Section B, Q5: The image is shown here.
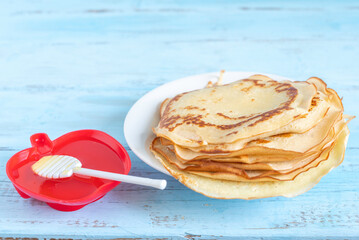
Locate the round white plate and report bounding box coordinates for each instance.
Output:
[124,72,292,175]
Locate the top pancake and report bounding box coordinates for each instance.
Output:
[154,75,317,147]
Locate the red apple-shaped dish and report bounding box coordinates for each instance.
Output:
[6,130,131,211]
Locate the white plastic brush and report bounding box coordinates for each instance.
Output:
[32,155,167,190]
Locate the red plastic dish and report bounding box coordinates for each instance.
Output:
[6,130,131,211]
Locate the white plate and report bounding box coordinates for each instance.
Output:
[124,72,292,175]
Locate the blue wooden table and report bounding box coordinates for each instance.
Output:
[0,0,358,239]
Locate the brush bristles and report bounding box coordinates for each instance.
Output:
[32,155,82,179]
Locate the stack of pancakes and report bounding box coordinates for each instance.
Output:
[150,74,353,199]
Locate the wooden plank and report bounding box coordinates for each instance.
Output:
[0,0,358,238]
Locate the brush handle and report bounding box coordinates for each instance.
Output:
[73,168,167,190]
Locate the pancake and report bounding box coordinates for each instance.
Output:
[169,112,347,171]
[182,91,331,154]
[173,106,340,161]
[154,77,317,147]
[187,137,336,182]
[171,79,342,160]
[153,119,344,182]
[150,126,349,199]
[150,74,353,199]
[157,139,322,172]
